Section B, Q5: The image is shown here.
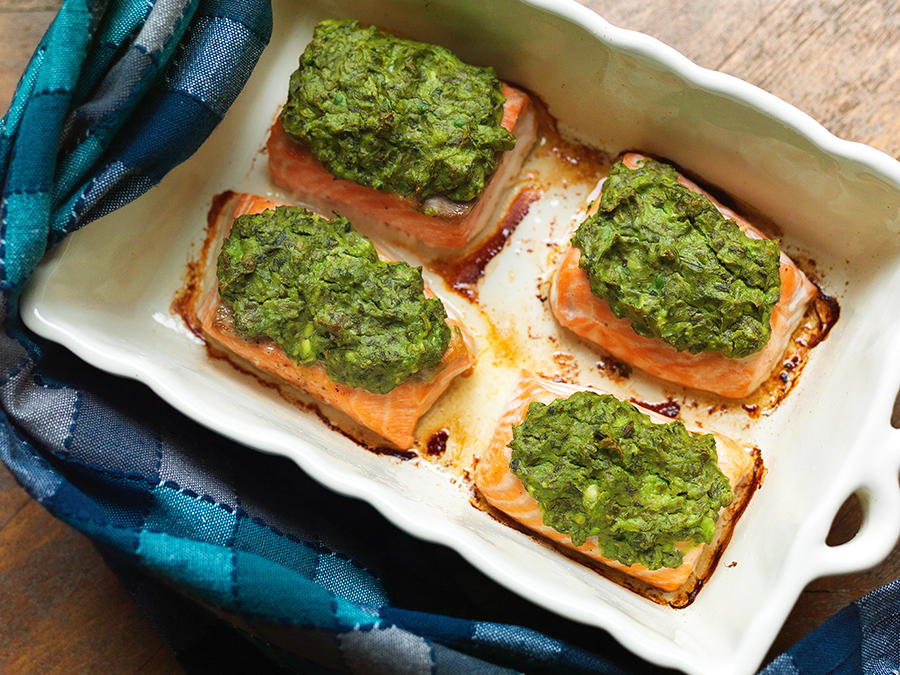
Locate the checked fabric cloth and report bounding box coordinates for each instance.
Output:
[1,0,899,672]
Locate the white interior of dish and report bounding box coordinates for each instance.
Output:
[19,1,900,674]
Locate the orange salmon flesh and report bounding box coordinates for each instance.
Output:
[475,371,756,593]
[194,194,476,449]
[267,84,538,250]
[550,153,818,399]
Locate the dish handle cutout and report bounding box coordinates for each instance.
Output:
[890,384,900,428]
[814,474,900,577]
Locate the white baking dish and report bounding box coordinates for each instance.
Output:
[20,1,900,673]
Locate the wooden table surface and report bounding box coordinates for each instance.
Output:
[1,1,899,673]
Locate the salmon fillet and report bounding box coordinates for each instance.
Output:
[267,83,538,250]
[550,153,818,399]
[194,193,476,449]
[475,372,755,593]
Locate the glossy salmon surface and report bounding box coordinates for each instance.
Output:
[550,153,818,399]
[194,194,476,449]
[475,372,755,593]
[267,84,538,250]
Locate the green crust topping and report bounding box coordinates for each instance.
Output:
[509,390,734,570]
[280,19,516,203]
[572,157,782,358]
[217,205,451,395]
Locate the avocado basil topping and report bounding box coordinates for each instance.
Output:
[280,19,516,204]
[572,157,782,358]
[509,391,733,570]
[217,206,451,395]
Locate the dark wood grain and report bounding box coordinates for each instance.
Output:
[0,463,184,673]
[1,0,899,672]
[587,0,900,160]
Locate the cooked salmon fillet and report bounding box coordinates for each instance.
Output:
[550,153,818,399]
[475,372,755,593]
[194,193,476,449]
[267,83,538,250]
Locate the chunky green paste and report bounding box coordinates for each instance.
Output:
[572,157,782,358]
[509,391,733,570]
[280,19,516,203]
[217,206,451,395]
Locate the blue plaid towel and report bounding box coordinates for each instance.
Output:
[1,0,898,673]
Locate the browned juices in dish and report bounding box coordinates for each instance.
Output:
[266,84,538,250]
[550,153,819,399]
[475,371,760,598]
[192,193,476,449]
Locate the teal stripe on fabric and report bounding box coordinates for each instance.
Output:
[145,483,237,546]
[54,0,200,211]
[137,527,382,630]
[138,529,234,604]
[6,88,68,189]
[233,512,319,578]
[231,548,381,628]
[72,0,155,104]
[1,0,97,291]
[53,134,105,206]
[92,0,154,50]
[1,190,50,288]
[313,551,389,608]
[27,0,95,93]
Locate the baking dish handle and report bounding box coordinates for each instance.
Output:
[812,467,900,577]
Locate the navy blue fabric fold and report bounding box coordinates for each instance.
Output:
[1,1,898,673]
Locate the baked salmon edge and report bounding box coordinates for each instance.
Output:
[193,193,477,450]
[549,153,819,399]
[266,83,539,250]
[473,370,758,594]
